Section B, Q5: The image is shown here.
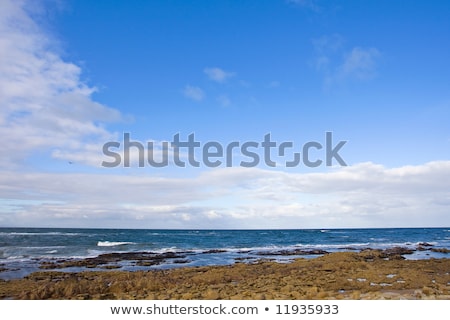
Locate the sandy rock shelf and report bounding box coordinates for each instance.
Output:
[1,251,449,300]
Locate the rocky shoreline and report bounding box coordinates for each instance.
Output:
[1,249,449,300]
[1,242,448,274]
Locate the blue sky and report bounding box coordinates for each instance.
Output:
[0,0,449,228]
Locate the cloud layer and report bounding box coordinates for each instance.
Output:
[1,161,449,228]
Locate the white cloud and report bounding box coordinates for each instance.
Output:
[183,85,205,101]
[312,34,381,85]
[217,94,231,107]
[1,161,449,228]
[287,0,321,12]
[0,0,122,168]
[204,67,235,83]
[339,47,380,80]
[312,34,344,71]
[267,81,281,88]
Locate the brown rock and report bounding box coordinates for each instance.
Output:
[430,248,450,253]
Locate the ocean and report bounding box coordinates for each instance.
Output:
[1,227,449,280]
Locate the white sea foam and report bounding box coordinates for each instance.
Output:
[6,255,25,260]
[154,247,179,253]
[294,243,370,249]
[97,241,135,247]
[290,241,442,251]
[87,249,104,256]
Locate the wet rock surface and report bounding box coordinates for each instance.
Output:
[38,251,189,270]
[418,242,434,247]
[202,249,228,254]
[357,247,416,261]
[430,248,450,253]
[256,249,329,256]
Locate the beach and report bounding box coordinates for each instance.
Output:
[1,250,449,300]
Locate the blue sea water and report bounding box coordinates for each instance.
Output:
[0,228,449,279]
